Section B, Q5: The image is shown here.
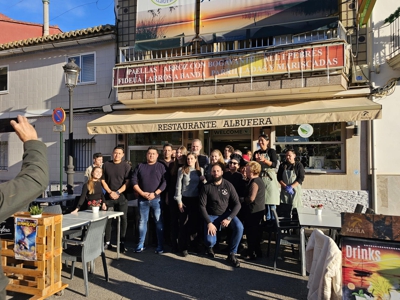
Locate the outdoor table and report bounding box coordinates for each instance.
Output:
[297,207,342,276]
[62,210,124,259]
[34,194,80,205]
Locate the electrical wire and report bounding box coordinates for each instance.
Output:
[50,0,113,22]
[371,77,400,98]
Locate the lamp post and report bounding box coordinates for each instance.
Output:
[62,58,80,194]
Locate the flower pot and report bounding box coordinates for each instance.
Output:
[315,209,322,216]
[92,206,100,213]
[30,214,42,218]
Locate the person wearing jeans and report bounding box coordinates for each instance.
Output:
[137,196,163,252]
[199,162,243,268]
[132,146,167,254]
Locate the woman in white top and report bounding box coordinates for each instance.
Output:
[174,152,205,257]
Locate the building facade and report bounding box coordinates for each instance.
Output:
[0,20,117,194]
[370,0,400,215]
[86,0,382,212]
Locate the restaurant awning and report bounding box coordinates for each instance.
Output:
[87,98,381,134]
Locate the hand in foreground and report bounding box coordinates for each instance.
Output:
[10,115,38,142]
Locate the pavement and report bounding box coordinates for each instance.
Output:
[6,221,310,300]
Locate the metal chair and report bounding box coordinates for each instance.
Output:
[270,208,301,271]
[62,217,109,297]
[42,204,62,214]
[365,207,375,214]
[354,204,364,213]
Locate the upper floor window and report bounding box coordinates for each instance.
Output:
[0,141,8,170]
[0,65,8,93]
[68,53,95,84]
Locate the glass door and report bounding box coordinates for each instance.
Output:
[127,146,163,169]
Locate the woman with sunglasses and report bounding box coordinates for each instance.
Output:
[224,153,246,200]
[174,151,205,257]
[253,134,280,221]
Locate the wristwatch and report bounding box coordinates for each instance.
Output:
[115,191,120,195]
[226,216,232,221]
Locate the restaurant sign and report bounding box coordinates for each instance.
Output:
[157,117,272,132]
[114,44,345,87]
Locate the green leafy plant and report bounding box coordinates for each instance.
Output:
[29,205,43,216]
[352,289,367,298]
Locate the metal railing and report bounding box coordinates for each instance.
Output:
[388,16,400,59]
[119,21,348,63]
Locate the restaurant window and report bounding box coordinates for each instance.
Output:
[68,53,95,84]
[0,141,8,170]
[274,123,344,173]
[65,139,94,172]
[128,132,182,146]
[0,65,8,93]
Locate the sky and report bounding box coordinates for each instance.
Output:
[0,0,115,32]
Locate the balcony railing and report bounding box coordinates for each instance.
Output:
[119,21,347,64]
[388,16,400,59]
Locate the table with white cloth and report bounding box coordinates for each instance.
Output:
[297,207,342,276]
[62,210,124,259]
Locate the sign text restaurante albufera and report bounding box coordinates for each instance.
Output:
[157,117,272,131]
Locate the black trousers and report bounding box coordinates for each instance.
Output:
[244,210,264,254]
[105,194,128,243]
[178,196,199,251]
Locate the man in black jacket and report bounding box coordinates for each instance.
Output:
[199,162,243,268]
[0,116,49,299]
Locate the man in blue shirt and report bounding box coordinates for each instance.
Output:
[132,147,167,254]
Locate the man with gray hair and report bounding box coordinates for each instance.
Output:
[191,139,209,168]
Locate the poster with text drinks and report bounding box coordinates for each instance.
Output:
[342,237,400,299]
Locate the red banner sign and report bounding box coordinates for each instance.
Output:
[114,44,344,87]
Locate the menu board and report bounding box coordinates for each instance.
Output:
[342,237,400,300]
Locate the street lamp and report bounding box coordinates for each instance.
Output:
[63,58,80,194]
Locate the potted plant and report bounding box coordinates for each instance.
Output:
[311,204,323,215]
[29,205,43,218]
[88,199,102,213]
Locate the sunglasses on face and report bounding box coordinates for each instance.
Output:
[229,161,238,165]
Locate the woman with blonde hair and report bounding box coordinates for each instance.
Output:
[243,161,265,259]
[204,149,225,182]
[73,166,106,213]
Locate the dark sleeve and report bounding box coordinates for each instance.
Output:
[227,182,241,219]
[0,140,49,222]
[277,163,284,182]
[295,162,305,185]
[245,181,259,203]
[131,164,140,187]
[77,184,89,209]
[157,163,167,192]
[199,184,211,224]
[267,148,277,169]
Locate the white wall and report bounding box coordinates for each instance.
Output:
[0,40,118,192]
[370,0,400,214]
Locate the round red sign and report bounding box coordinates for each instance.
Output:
[52,107,66,125]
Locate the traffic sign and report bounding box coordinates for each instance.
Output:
[52,107,66,125]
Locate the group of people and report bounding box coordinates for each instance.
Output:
[76,135,305,268]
